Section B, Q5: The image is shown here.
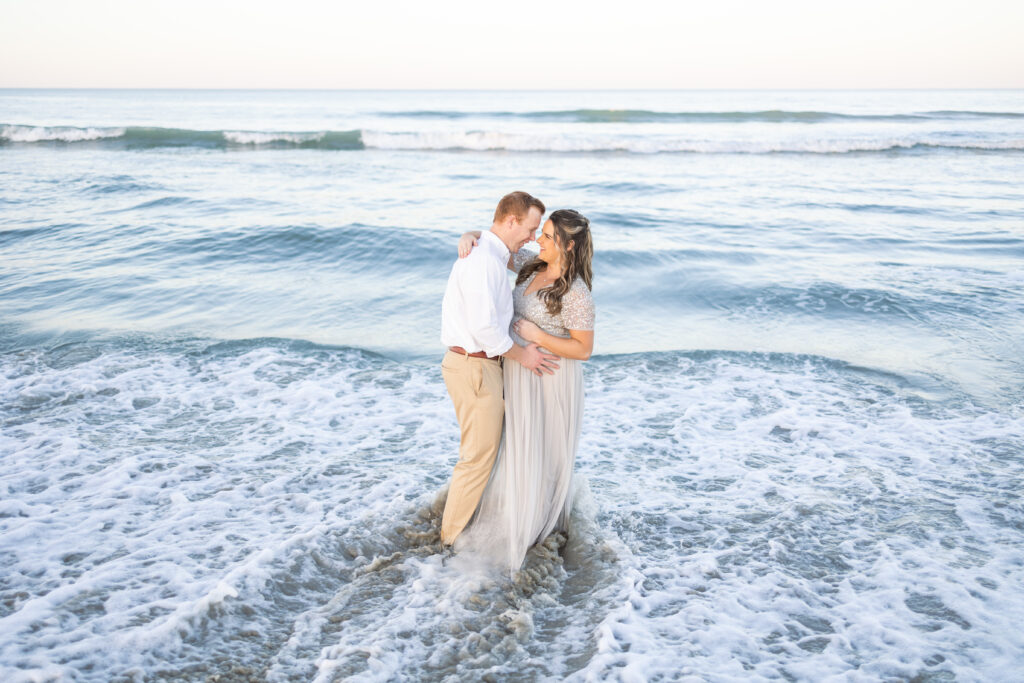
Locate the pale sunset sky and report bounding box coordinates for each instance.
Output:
[1,0,1021,89]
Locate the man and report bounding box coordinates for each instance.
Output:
[439,191,559,546]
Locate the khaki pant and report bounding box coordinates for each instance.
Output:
[440,350,504,545]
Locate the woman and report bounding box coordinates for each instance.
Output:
[453,209,595,574]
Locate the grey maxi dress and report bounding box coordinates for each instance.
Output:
[455,248,595,574]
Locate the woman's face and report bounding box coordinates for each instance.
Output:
[537,219,560,265]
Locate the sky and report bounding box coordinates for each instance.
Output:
[1,0,1022,89]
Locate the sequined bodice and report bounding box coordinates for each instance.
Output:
[510,248,595,338]
[512,277,584,337]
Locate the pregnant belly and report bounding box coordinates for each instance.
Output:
[510,315,570,354]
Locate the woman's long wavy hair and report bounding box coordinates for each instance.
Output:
[516,209,593,316]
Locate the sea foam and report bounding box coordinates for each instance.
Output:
[1,339,1021,680]
[0,124,126,142]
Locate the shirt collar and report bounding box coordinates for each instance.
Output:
[481,230,511,261]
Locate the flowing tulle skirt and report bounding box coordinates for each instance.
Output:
[454,341,584,575]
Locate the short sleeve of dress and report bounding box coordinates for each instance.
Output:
[561,280,595,330]
[512,247,539,273]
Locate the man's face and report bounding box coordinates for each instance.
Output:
[511,207,542,252]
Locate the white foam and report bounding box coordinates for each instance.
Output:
[1,343,1022,680]
[359,129,1024,154]
[223,130,324,145]
[0,124,126,142]
[570,354,1024,680]
[0,343,456,679]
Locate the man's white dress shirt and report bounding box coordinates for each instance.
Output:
[441,230,514,357]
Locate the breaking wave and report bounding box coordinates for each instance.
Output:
[2,124,1021,154]
[0,125,364,150]
[377,108,1024,123]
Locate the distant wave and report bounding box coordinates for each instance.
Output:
[927,110,1024,119]
[378,109,1024,123]
[0,125,364,150]
[2,124,1021,154]
[359,130,1024,154]
[1,124,127,142]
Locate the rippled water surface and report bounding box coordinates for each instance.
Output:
[1,90,1023,681]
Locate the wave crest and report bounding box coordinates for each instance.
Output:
[2,124,1020,155]
[1,124,127,142]
[0,125,364,150]
[361,130,1024,154]
[379,109,1024,124]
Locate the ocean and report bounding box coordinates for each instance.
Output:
[1,89,1022,681]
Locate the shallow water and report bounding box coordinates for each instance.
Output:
[1,89,1023,681]
[2,338,1022,680]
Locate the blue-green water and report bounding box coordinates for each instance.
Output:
[1,89,1022,681]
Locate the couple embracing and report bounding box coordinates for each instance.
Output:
[439,191,595,574]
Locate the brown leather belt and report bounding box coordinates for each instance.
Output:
[449,346,501,361]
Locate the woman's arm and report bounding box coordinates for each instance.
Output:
[458,230,515,270]
[457,231,481,258]
[513,320,593,361]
